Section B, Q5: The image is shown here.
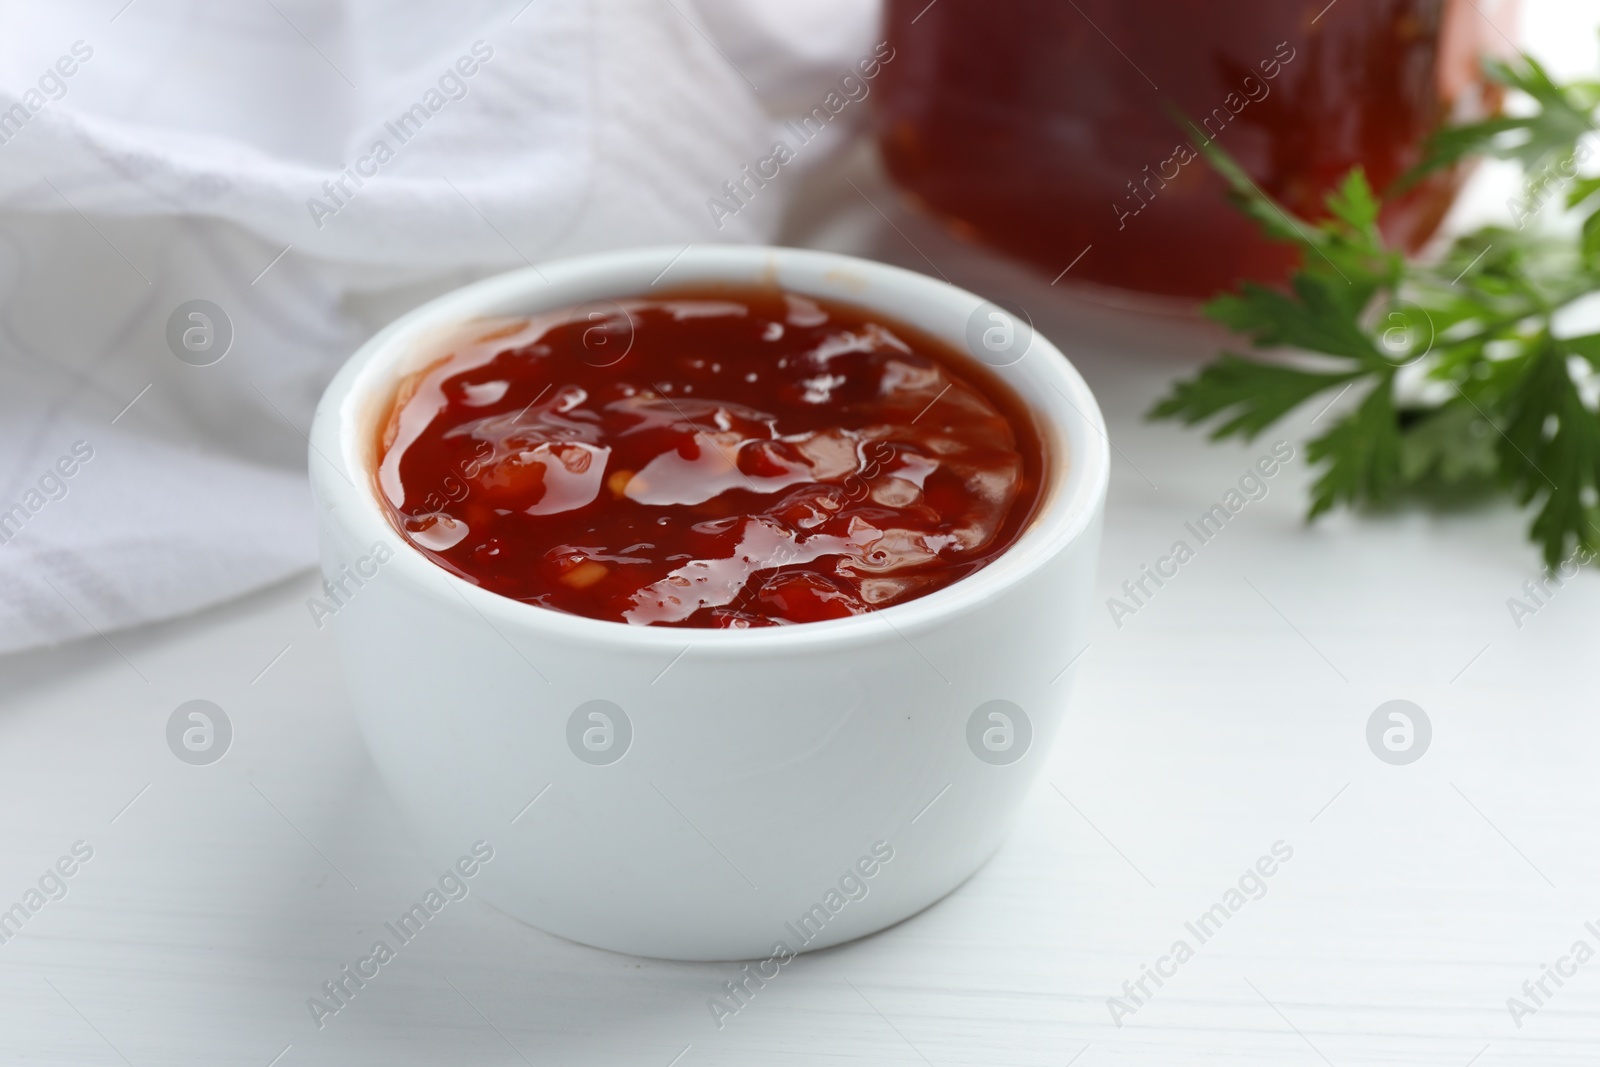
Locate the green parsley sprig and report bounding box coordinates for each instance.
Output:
[1149,52,1600,567]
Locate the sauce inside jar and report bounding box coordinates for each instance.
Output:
[875,0,1507,300]
[375,287,1047,627]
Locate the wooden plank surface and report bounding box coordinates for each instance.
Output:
[2,4,1596,1062]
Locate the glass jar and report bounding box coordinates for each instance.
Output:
[873,0,1512,300]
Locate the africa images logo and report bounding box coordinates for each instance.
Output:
[306,842,495,1029]
[706,841,895,1029]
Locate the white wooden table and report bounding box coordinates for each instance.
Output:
[4,9,1599,1064]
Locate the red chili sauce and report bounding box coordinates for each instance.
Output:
[875,0,1505,300]
[375,287,1047,627]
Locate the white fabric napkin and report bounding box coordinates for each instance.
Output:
[0,0,880,654]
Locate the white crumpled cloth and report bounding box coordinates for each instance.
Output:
[0,0,880,653]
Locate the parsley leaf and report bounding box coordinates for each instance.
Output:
[1147,354,1360,441]
[1407,55,1600,178]
[1150,53,1600,567]
[1304,377,1403,519]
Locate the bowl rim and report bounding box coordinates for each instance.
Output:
[309,243,1110,653]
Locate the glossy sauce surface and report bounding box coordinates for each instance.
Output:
[376,288,1047,627]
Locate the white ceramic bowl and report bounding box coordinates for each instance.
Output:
[309,245,1107,960]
